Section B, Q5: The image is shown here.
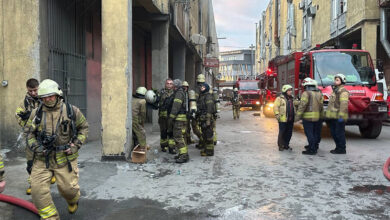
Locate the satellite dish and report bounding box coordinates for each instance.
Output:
[191,34,207,45]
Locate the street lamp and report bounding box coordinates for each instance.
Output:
[249,44,255,76]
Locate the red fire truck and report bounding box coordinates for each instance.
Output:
[266,47,388,139]
[260,68,278,117]
[235,76,263,110]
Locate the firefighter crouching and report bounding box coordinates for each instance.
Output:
[274,85,295,151]
[158,79,174,152]
[231,88,242,120]
[168,79,189,163]
[197,83,215,156]
[296,78,324,155]
[325,74,349,154]
[26,79,88,219]
[132,87,148,151]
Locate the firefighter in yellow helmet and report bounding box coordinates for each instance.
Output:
[25,79,88,219]
[274,84,295,151]
[182,81,194,145]
[296,78,324,155]
[132,87,148,150]
[325,74,349,154]
[231,88,243,119]
[192,74,205,149]
[197,83,215,156]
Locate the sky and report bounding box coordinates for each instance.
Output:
[213,0,268,52]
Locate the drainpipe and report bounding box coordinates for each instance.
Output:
[380,8,390,58]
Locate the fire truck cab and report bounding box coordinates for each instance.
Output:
[235,75,263,110]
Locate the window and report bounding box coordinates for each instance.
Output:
[341,0,347,14]
[303,16,307,40]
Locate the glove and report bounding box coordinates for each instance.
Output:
[206,119,211,126]
[167,118,174,133]
[275,114,280,121]
[338,118,344,123]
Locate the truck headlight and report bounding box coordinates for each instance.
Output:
[256,101,260,105]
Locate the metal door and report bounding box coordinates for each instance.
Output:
[48,0,87,114]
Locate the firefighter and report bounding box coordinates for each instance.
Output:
[192,74,205,149]
[274,85,295,151]
[231,88,243,120]
[158,79,174,152]
[132,87,147,151]
[15,78,57,195]
[26,79,88,219]
[182,81,194,145]
[197,83,215,156]
[167,79,189,163]
[325,74,349,154]
[0,153,5,193]
[296,78,324,155]
[210,87,219,145]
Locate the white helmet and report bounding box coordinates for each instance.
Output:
[38,79,63,98]
[233,88,238,92]
[335,73,347,84]
[145,90,157,104]
[302,77,318,87]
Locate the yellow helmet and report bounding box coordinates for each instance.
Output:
[38,79,63,98]
[282,84,293,93]
[197,74,206,83]
[182,81,189,87]
[136,87,147,96]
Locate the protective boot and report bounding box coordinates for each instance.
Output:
[284,146,292,151]
[0,181,5,193]
[200,149,214,156]
[68,202,79,214]
[330,149,346,154]
[278,146,284,151]
[168,147,177,154]
[51,176,56,184]
[302,150,317,155]
[161,147,167,152]
[175,154,189,163]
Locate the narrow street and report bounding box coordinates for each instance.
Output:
[1,104,390,219]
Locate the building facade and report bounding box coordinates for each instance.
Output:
[256,0,390,86]
[219,50,255,82]
[0,0,219,160]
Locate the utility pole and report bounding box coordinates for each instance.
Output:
[249,44,255,76]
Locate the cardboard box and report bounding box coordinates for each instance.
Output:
[131,145,147,164]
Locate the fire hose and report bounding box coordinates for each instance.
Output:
[0,194,39,215]
[383,157,390,181]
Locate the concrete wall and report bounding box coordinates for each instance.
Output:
[101,0,132,158]
[0,0,41,147]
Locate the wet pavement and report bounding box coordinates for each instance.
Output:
[1,103,390,219]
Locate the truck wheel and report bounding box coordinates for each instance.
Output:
[359,120,382,139]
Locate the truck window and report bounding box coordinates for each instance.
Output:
[239,82,259,90]
[313,52,375,86]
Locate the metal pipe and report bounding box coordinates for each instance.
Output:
[380,8,390,58]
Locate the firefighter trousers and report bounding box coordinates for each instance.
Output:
[133,120,146,147]
[200,120,214,154]
[191,118,202,142]
[233,104,240,119]
[329,119,346,151]
[173,121,188,155]
[31,159,80,220]
[302,120,322,152]
[158,117,169,149]
[277,121,294,148]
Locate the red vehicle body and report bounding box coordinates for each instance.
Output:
[235,76,263,110]
[260,69,278,117]
[265,49,388,138]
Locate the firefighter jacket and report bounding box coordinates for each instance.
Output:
[325,85,349,120]
[274,94,295,123]
[296,90,324,122]
[26,100,88,168]
[15,93,40,127]
[197,91,215,122]
[158,88,174,118]
[231,92,243,106]
[132,96,146,126]
[169,87,188,122]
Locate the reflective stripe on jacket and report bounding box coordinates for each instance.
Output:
[296,90,324,122]
[325,85,349,120]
